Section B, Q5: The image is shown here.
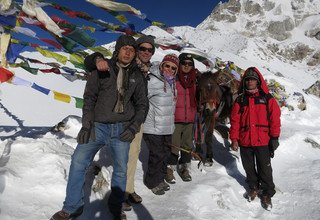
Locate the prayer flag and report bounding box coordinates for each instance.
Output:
[53,90,71,103]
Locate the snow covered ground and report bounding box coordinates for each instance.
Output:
[1,0,320,219]
[1,47,320,220]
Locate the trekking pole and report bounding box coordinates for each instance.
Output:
[165,143,203,169]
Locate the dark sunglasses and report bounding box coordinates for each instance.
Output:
[181,60,193,66]
[164,64,177,71]
[138,46,154,53]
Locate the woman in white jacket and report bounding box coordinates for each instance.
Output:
[143,54,179,195]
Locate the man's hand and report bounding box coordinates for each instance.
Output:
[77,127,91,144]
[231,140,239,152]
[268,137,279,158]
[95,57,110,71]
[269,137,279,151]
[119,122,140,142]
[119,129,135,142]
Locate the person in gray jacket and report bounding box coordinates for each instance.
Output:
[143,54,179,195]
[50,35,148,220]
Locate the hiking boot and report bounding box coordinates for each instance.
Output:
[204,157,213,167]
[128,192,142,204]
[112,210,127,220]
[246,187,259,202]
[122,200,132,212]
[178,163,192,182]
[165,165,176,184]
[50,209,82,220]
[120,211,127,220]
[159,181,170,191]
[150,184,165,195]
[261,195,272,211]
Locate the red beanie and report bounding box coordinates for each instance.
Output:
[160,53,179,68]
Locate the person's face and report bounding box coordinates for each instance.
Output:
[118,46,135,65]
[179,60,193,73]
[160,61,177,75]
[138,43,154,63]
[245,78,258,90]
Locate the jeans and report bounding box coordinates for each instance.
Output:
[63,122,130,214]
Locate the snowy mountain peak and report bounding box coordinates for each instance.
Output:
[194,0,320,67]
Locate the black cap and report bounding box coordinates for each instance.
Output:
[244,68,260,83]
[178,53,194,66]
[136,35,155,54]
[115,35,137,52]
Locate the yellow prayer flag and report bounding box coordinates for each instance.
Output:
[69,53,84,64]
[82,25,96,33]
[36,48,68,65]
[151,21,166,28]
[53,90,71,103]
[115,15,128,23]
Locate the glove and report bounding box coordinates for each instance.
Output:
[119,122,140,142]
[269,137,279,151]
[77,127,91,144]
[268,137,279,158]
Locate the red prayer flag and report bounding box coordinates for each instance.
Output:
[40,38,63,49]
[0,67,14,83]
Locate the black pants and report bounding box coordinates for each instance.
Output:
[240,146,276,197]
[143,134,172,189]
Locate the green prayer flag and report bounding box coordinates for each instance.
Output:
[74,97,84,109]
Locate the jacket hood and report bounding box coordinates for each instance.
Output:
[149,61,163,79]
[239,67,269,94]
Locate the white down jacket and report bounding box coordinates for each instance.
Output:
[143,63,176,135]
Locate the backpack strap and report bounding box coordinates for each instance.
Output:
[236,91,273,120]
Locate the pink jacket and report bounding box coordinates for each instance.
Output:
[175,80,197,123]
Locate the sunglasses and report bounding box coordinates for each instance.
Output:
[164,64,177,71]
[138,46,154,53]
[181,60,193,66]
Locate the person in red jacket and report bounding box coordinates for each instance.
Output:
[166,53,198,183]
[229,67,281,211]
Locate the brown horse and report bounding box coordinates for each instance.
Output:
[196,70,239,166]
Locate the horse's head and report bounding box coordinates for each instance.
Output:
[198,71,222,112]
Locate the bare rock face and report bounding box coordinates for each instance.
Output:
[304,80,320,98]
[304,137,320,149]
[293,92,307,111]
[267,18,295,41]
[263,1,276,11]
[305,27,320,40]
[244,1,264,16]
[307,51,320,66]
[209,0,241,23]
[315,31,320,40]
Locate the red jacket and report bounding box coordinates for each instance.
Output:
[229,67,281,147]
[175,77,197,123]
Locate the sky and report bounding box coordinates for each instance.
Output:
[11,0,226,50]
[1,0,320,219]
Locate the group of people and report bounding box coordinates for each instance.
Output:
[50,34,281,220]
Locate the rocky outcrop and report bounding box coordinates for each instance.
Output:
[304,80,320,98]
[209,0,240,23]
[267,17,295,41]
[244,1,264,16]
[307,51,320,66]
[268,43,313,61]
[263,1,275,11]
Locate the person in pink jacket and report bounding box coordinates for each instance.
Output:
[166,53,198,183]
[229,67,281,210]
